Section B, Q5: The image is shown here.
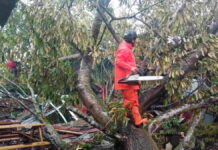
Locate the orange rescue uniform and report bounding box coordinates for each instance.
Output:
[114,41,148,125]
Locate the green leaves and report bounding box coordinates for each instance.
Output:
[0,0,217,130]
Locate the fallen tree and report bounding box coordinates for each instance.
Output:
[0,0,218,149]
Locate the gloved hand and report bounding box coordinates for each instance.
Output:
[131,67,139,74]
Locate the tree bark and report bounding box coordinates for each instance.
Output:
[148,97,218,133]
[97,9,122,44]
[139,83,166,113]
[92,0,110,43]
[77,0,112,127]
[174,110,206,150]
[182,110,205,149]
[43,124,72,150]
[77,54,110,127]
[123,125,159,150]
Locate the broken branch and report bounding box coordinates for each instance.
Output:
[58,53,81,61]
[148,96,218,134]
[182,110,205,148]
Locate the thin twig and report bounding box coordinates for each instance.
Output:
[96,24,108,46]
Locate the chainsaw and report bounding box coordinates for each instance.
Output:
[118,74,165,84]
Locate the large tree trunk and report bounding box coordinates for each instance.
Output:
[77,54,110,127]
[123,125,159,150]
[76,0,160,149]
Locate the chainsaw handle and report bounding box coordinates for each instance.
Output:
[118,74,140,85]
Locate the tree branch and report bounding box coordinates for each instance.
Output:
[140,82,166,113]
[167,1,188,28]
[150,79,205,110]
[76,0,113,128]
[77,55,110,127]
[100,0,166,21]
[97,0,165,44]
[92,0,110,44]
[96,24,108,46]
[67,107,123,140]
[182,110,205,149]
[174,110,206,150]
[148,96,218,134]
[179,47,209,78]
[97,8,121,44]
[67,107,101,128]
[58,53,81,61]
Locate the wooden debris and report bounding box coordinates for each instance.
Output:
[0,137,20,142]
[55,129,83,135]
[53,124,81,132]
[0,134,19,138]
[0,122,50,149]
[0,121,20,125]
[81,128,99,134]
[61,133,76,138]
[0,141,50,150]
[0,123,44,129]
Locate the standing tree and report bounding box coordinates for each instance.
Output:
[0,0,218,149]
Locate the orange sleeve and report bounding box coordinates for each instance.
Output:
[115,49,134,71]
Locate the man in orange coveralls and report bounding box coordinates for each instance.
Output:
[114,30,148,126]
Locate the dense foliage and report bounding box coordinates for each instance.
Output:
[0,0,217,149]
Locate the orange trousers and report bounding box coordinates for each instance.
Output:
[121,89,139,109]
[121,89,148,125]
